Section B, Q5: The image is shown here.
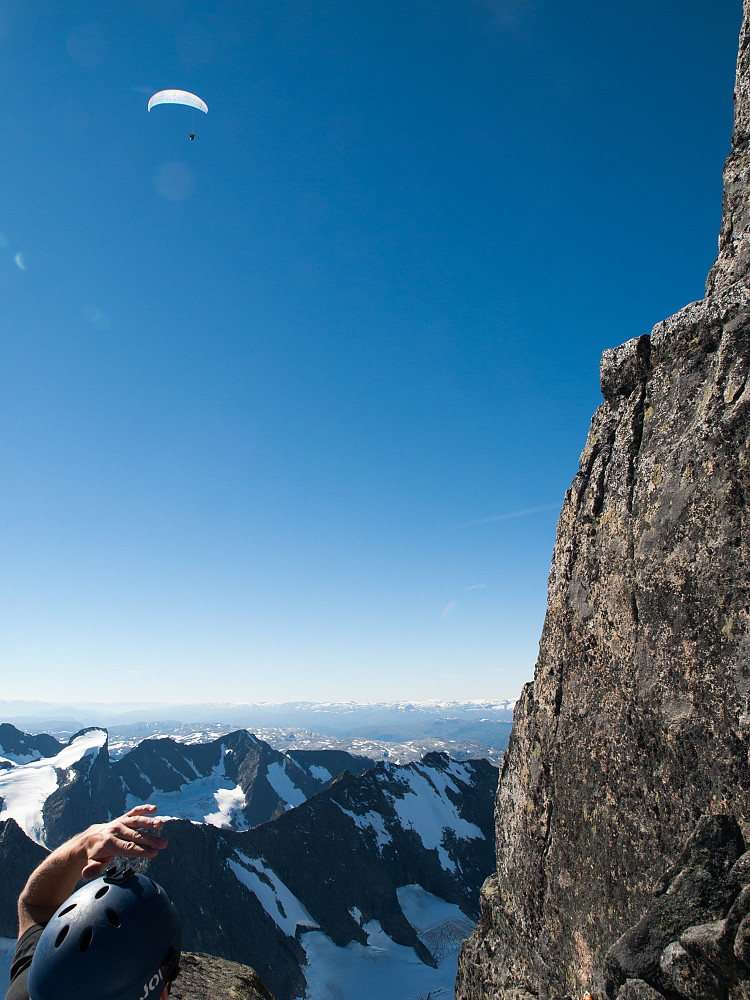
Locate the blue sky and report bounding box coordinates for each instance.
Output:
[0,0,742,704]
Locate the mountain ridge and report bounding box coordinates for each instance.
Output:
[0,723,496,1000]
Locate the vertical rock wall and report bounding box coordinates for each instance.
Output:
[456,3,750,997]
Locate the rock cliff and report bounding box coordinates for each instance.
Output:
[455,3,750,998]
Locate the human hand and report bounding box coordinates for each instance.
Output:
[80,804,169,880]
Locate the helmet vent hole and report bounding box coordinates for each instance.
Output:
[55,926,69,948]
[80,928,93,952]
[150,880,161,894]
[106,909,121,928]
[95,885,110,899]
[59,904,77,917]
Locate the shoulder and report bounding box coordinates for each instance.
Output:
[4,925,45,1000]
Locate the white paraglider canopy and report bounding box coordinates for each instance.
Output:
[148,90,208,114]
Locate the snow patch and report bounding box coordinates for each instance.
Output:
[125,748,248,830]
[265,761,306,809]
[443,759,473,785]
[397,884,475,961]
[55,730,107,769]
[333,801,392,852]
[309,764,333,783]
[228,851,317,937]
[301,919,460,1000]
[203,784,247,828]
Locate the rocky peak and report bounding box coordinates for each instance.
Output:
[707,1,750,296]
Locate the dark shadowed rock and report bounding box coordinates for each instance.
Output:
[604,815,747,998]
[455,3,750,998]
[0,725,62,767]
[616,981,666,1000]
[171,952,276,1000]
[0,820,48,937]
[134,819,307,1000]
[601,814,750,1000]
[286,748,374,781]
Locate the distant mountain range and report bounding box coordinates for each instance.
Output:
[0,699,514,764]
[0,723,498,1000]
[0,699,515,723]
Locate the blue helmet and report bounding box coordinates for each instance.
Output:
[27,867,181,1000]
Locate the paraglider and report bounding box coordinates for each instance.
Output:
[148,90,207,140]
[148,90,208,114]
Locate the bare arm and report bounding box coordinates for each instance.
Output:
[17,804,169,937]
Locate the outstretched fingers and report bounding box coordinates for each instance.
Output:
[115,805,169,841]
[80,805,170,880]
[108,825,168,852]
[121,804,163,830]
[124,803,159,818]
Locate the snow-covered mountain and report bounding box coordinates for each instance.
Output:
[110,730,373,830]
[0,728,111,848]
[0,724,497,1000]
[0,726,372,846]
[136,752,497,1000]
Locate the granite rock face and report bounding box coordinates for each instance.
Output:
[455,3,750,998]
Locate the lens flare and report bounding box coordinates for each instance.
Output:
[154,161,195,202]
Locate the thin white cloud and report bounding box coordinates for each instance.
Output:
[457,503,559,528]
[442,602,457,618]
[465,584,487,591]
